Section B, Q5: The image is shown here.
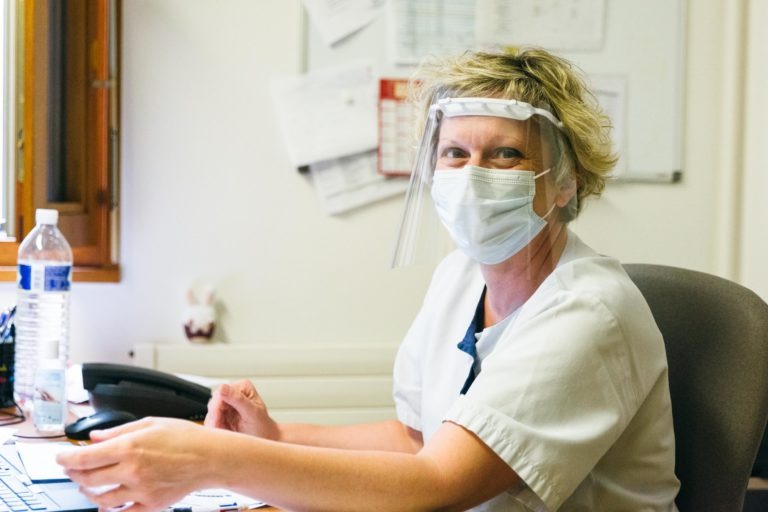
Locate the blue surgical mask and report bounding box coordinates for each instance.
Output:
[430,165,554,264]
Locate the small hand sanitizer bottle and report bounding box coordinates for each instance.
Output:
[32,340,67,432]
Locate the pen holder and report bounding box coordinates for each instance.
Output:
[0,326,15,408]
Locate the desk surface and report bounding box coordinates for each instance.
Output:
[8,406,768,511]
[3,406,281,511]
[2,406,67,442]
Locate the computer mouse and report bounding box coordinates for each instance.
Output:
[64,410,138,441]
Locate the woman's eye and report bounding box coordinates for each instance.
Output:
[440,147,467,159]
[496,147,523,160]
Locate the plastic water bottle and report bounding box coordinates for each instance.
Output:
[14,209,73,408]
[32,339,67,431]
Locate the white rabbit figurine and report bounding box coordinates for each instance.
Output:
[183,286,216,343]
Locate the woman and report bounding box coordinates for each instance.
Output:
[58,48,680,511]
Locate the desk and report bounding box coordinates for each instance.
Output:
[747,478,768,512]
[9,407,766,512]
[1,405,76,442]
[3,407,281,511]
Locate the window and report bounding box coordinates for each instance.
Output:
[0,0,15,239]
[0,0,120,282]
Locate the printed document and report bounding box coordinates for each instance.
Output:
[302,0,386,46]
[271,61,378,167]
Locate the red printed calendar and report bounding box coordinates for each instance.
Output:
[378,78,417,176]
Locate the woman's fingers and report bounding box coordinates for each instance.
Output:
[88,417,152,442]
[80,484,159,512]
[57,443,123,471]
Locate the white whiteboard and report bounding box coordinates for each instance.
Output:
[303,0,686,182]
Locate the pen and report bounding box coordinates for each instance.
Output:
[170,507,233,512]
[170,503,258,512]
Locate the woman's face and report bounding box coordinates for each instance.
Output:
[435,115,565,217]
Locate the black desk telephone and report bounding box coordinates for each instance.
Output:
[81,363,212,421]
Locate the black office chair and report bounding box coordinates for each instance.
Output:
[624,264,768,512]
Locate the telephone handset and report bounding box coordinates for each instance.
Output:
[81,362,212,421]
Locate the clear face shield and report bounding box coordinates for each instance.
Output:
[391,97,576,268]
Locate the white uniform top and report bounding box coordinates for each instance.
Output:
[393,232,680,511]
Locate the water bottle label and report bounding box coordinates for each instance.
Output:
[33,367,66,428]
[18,264,72,292]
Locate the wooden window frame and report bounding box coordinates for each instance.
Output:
[0,0,120,282]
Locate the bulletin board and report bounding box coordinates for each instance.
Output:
[301,0,687,183]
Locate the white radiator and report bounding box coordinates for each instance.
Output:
[131,343,399,425]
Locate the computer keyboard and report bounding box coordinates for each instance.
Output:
[0,462,47,511]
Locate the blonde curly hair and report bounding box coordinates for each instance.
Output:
[411,47,617,218]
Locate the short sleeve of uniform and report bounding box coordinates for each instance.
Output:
[393,251,484,432]
[392,254,451,431]
[392,307,426,430]
[444,259,660,510]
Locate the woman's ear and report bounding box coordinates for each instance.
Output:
[555,176,577,207]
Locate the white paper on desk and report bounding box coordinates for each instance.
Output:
[170,488,267,510]
[388,0,477,65]
[271,61,378,167]
[16,442,73,482]
[309,150,409,215]
[302,0,385,46]
[475,0,606,51]
[66,364,90,404]
[0,427,17,446]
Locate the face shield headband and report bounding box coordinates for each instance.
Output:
[391,97,568,268]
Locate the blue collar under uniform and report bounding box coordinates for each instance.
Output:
[457,287,486,395]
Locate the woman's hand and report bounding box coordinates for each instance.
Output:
[204,380,280,440]
[56,417,214,512]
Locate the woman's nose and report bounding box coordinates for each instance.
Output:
[466,153,487,168]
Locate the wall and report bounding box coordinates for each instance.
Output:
[740,0,768,302]
[0,0,755,365]
[572,0,726,272]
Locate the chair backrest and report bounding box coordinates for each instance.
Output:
[624,264,768,511]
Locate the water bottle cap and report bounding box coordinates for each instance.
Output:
[35,209,59,225]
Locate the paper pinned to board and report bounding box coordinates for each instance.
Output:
[271,61,379,167]
[475,0,607,51]
[387,0,477,65]
[302,0,386,46]
[378,78,418,176]
[309,150,409,215]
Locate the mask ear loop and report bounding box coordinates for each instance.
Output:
[540,202,557,220]
[533,168,557,220]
